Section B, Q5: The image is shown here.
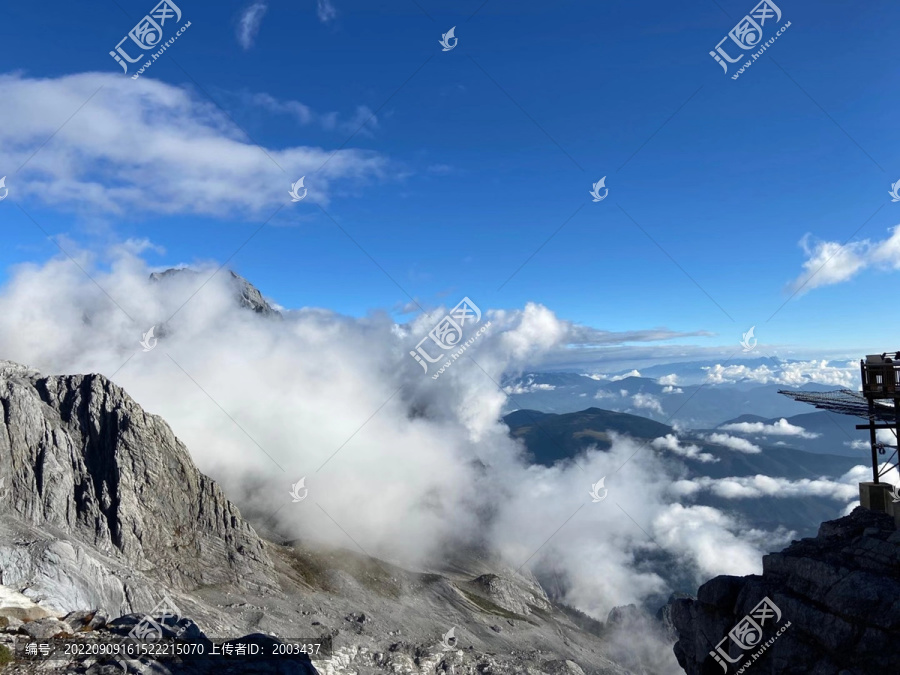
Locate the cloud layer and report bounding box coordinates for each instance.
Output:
[719,418,820,439]
[0,243,848,619]
[0,72,388,216]
[702,360,857,387]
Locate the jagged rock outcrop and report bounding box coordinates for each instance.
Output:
[670,507,900,674]
[0,361,276,614]
[466,572,552,616]
[149,268,281,317]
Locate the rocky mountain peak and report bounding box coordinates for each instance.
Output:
[669,506,900,674]
[149,267,281,316]
[0,360,276,614]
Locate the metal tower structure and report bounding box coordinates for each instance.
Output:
[779,352,900,483]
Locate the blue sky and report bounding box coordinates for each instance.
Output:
[1,0,899,363]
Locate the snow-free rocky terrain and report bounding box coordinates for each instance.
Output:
[669,507,900,674]
[0,359,668,674]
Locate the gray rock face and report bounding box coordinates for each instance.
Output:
[670,507,900,674]
[467,572,552,616]
[228,270,280,317]
[17,616,70,639]
[0,361,276,613]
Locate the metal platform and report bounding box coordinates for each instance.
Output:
[777,388,896,423]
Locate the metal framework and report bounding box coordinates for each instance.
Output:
[778,352,900,483]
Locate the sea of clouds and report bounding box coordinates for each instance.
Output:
[0,241,868,629]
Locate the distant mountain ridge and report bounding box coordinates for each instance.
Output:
[503,406,861,536]
[502,371,847,428]
[712,410,866,458]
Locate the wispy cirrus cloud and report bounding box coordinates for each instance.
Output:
[317,0,337,23]
[236,91,379,136]
[237,2,268,50]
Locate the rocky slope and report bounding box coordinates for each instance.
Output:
[669,507,900,674]
[0,360,276,616]
[149,268,281,316]
[0,361,670,674]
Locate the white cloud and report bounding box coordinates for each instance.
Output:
[669,466,865,502]
[0,243,800,621]
[238,91,315,125]
[237,2,268,50]
[651,434,718,463]
[317,0,337,23]
[657,374,679,385]
[610,369,641,381]
[702,359,857,387]
[718,418,820,439]
[661,385,683,394]
[787,226,900,295]
[502,379,556,395]
[652,504,771,578]
[632,393,663,415]
[0,72,388,217]
[703,433,762,454]
[844,430,895,451]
